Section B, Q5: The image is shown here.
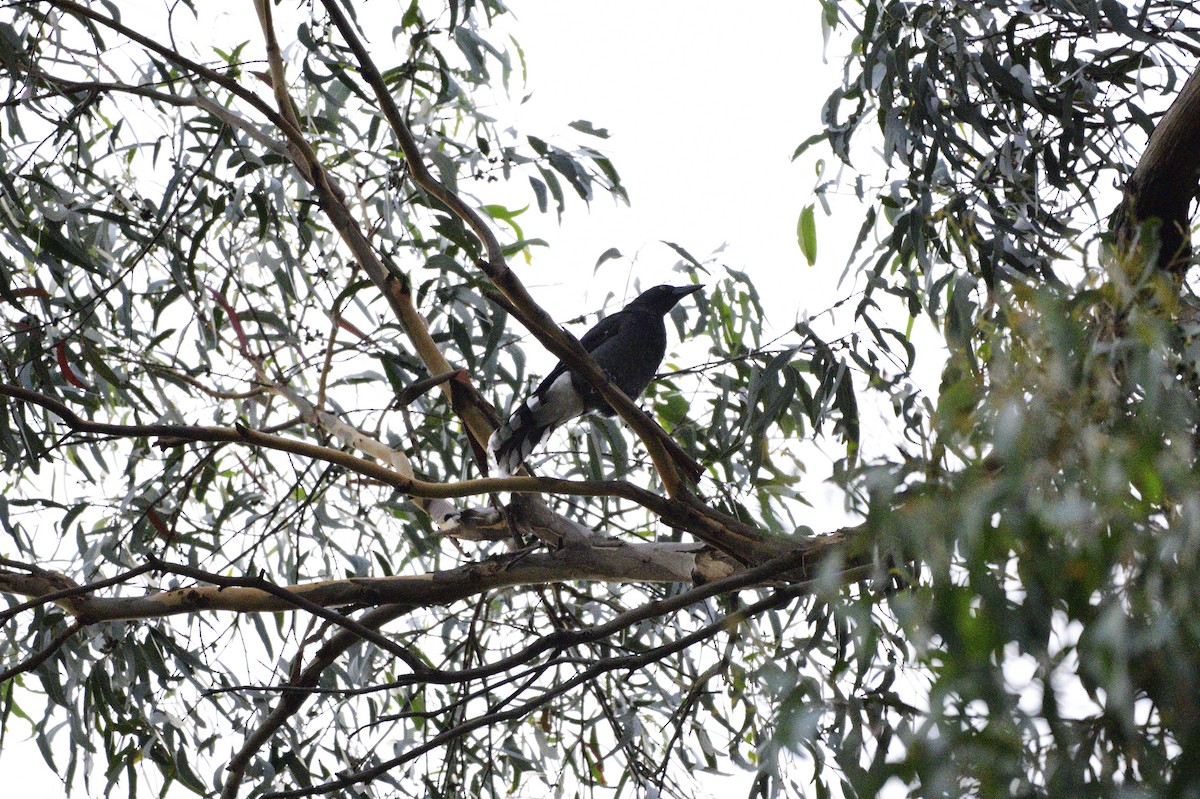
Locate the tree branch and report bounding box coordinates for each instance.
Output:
[1111,64,1200,275]
[318,0,702,494]
[220,601,416,799]
[1,382,793,559]
[0,562,154,625]
[42,0,503,497]
[0,540,703,623]
[40,0,294,138]
[220,540,869,799]
[264,554,873,799]
[214,540,853,700]
[247,0,501,467]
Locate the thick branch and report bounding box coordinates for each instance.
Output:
[1111,65,1200,275]
[264,551,876,799]
[0,541,700,623]
[221,536,867,799]
[249,541,861,698]
[0,562,154,624]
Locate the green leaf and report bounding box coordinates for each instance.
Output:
[662,241,703,270]
[797,204,817,266]
[791,132,826,161]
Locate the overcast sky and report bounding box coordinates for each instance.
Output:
[495,0,846,320]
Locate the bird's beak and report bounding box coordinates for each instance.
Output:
[673,285,703,300]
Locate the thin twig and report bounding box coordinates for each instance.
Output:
[146,556,429,674]
[0,620,84,683]
[0,563,155,625]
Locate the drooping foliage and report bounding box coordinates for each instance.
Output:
[797,1,1200,795]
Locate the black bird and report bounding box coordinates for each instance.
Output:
[491,284,702,475]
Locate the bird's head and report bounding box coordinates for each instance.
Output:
[629,284,703,314]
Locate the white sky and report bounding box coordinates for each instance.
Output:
[5,1,881,795]
[495,0,847,319]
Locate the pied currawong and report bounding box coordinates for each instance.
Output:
[490,284,702,475]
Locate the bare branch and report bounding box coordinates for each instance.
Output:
[0,562,155,625]
[266,540,842,698]
[0,539,700,623]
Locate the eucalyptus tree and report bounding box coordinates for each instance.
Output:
[1,1,1199,798]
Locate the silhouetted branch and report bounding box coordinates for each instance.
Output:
[0,620,84,683]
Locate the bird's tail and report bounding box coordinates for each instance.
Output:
[489,405,556,476]
[490,373,586,475]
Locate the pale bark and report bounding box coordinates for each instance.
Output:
[0,539,701,624]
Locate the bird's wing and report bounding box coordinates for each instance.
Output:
[577,309,627,352]
[492,313,629,474]
[531,309,627,395]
